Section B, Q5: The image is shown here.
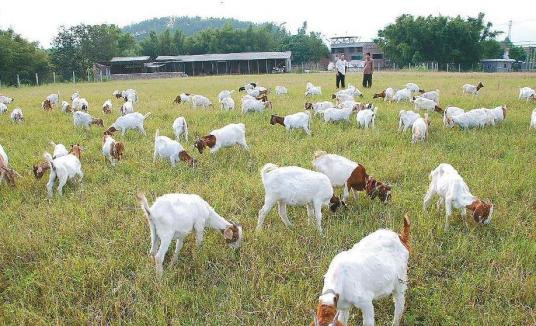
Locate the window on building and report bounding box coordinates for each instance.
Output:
[356,47,363,53]
[351,55,363,61]
[504,63,507,68]
[372,53,384,59]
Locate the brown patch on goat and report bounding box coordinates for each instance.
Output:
[466,199,493,224]
[32,161,50,179]
[256,94,269,102]
[310,302,345,326]
[399,214,411,253]
[331,94,337,99]
[270,115,285,126]
[104,126,117,135]
[365,176,392,203]
[477,82,484,90]
[434,105,443,113]
[103,105,112,114]
[329,195,343,212]
[69,144,83,159]
[42,99,53,111]
[114,93,122,99]
[173,95,182,104]
[91,118,104,127]
[179,150,196,167]
[111,142,125,161]
[222,224,240,243]
[373,90,386,99]
[346,164,369,192]
[419,89,425,93]
[194,135,216,154]
[304,102,313,110]
[502,105,507,119]
[65,104,72,113]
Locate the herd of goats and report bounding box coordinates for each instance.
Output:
[0,79,535,326]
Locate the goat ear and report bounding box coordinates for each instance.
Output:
[334,293,339,307]
[223,227,234,240]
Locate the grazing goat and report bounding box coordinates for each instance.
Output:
[0,144,21,186]
[421,89,440,104]
[10,108,24,123]
[172,116,189,141]
[42,99,53,111]
[446,109,494,129]
[242,98,272,114]
[71,92,89,111]
[406,82,424,93]
[462,82,484,95]
[113,90,122,99]
[104,112,151,136]
[305,82,322,96]
[33,142,69,179]
[42,93,59,110]
[120,101,134,116]
[194,123,248,154]
[135,192,243,278]
[304,101,335,115]
[257,163,342,234]
[332,93,354,104]
[412,113,431,143]
[270,112,311,135]
[518,87,535,101]
[44,144,84,197]
[102,135,125,166]
[443,106,465,127]
[393,88,412,102]
[373,87,396,102]
[411,96,443,113]
[153,129,196,167]
[122,89,137,102]
[61,101,72,113]
[334,84,363,98]
[275,86,288,95]
[218,90,235,102]
[356,106,377,128]
[531,109,536,129]
[220,97,235,110]
[0,103,7,114]
[0,95,14,104]
[322,106,357,123]
[102,99,113,114]
[398,110,420,132]
[191,95,212,108]
[312,151,392,204]
[173,93,192,104]
[424,163,493,230]
[73,111,104,129]
[485,105,507,124]
[238,83,257,91]
[311,215,410,326]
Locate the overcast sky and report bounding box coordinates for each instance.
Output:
[1,0,535,47]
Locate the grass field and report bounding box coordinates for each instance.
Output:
[0,72,535,325]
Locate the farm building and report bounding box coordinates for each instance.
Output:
[154,51,292,76]
[330,36,386,69]
[480,59,516,72]
[109,56,152,74]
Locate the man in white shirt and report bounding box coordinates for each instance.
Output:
[335,54,348,89]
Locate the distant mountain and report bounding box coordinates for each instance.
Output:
[122,16,259,40]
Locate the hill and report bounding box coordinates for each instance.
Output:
[122,16,259,40]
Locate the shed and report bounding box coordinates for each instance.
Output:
[480,59,516,72]
[110,56,152,74]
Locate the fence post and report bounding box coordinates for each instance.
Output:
[100,71,103,82]
[17,74,20,88]
[72,71,75,84]
[53,72,56,83]
[458,64,461,72]
[446,64,449,73]
[35,73,39,86]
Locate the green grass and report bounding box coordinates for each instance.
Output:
[0,72,535,325]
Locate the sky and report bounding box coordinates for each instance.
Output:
[1,0,535,48]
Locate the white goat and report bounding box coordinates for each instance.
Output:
[102,135,124,166]
[0,95,14,104]
[194,123,249,154]
[174,93,192,104]
[275,86,288,95]
[242,98,272,114]
[412,113,430,143]
[0,144,21,186]
[105,112,151,136]
[305,82,322,96]
[0,103,7,114]
[191,95,212,108]
[424,163,494,230]
[462,82,484,95]
[446,109,494,129]
[220,97,235,110]
[10,108,24,123]
[172,116,189,141]
[135,192,243,277]
[153,129,195,167]
[421,90,440,104]
[406,82,423,93]
[412,96,443,113]
[270,112,311,135]
[256,164,341,234]
[122,89,137,102]
[443,107,465,127]
[311,215,410,326]
[393,88,412,102]
[531,109,536,129]
[44,145,83,197]
[373,87,396,102]
[50,142,69,158]
[120,101,135,116]
[323,106,355,123]
[73,111,103,129]
[305,101,335,115]
[102,99,113,114]
[356,106,377,128]
[485,105,507,124]
[61,101,72,113]
[518,87,535,101]
[398,110,420,132]
[218,90,235,102]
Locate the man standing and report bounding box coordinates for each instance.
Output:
[335,54,348,89]
[362,52,374,88]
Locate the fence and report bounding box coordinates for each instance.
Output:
[0,69,113,89]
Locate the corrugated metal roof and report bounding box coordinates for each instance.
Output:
[110,56,151,63]
[480,59,516,62]
[156,51,292,62]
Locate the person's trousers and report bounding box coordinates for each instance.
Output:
[363,74,372,88]
[336,72,346,88]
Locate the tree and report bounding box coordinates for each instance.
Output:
[0,29,51,85]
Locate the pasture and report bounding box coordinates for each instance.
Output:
[0,72,535,325]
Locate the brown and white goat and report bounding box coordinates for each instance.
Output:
[0,145,21,186]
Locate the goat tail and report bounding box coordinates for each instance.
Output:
[399,214,411,253]
[260,163,279,179]
[135,192,152,221]
[43,152,55,170]
[143,112,152,120]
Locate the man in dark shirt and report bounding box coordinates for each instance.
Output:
[362,52,373,88]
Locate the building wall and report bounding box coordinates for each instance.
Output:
[330,42,385,68]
